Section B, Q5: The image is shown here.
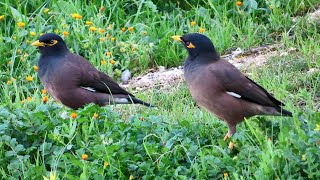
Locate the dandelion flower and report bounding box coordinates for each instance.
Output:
[63,31,69,36]
[98,28,105,34]
[30,31,36,36]
[224,172,228,179]
[33,65,39,71]
[104,162,109,167]
[191,21,196,26]
[70,112,77,119]
[101,60,107,65]
[99,37,105,42]
[93,113,99,119]
[43,96,48,103]
[106,52,112,57]
[0,15,5,21]
[17,49,22,54]
[27,97,32,101]
[129,175,134,180]
[121,27,126,32]
[236,1,242,6]
[110,37,115,42]
[54,29,59,34]
[81,154,88,160]
[71,13,82,20]
[26,75,33,82]
[86,21,93,26]
[199,27,205,33]
[7,80,12,85]
[17,22,25,28]
[106,33,110,38]
[110,59,115,64]
[42,89,47,94]
[128,27,134,32]
[43,8,50,14]
[90,26,97,32]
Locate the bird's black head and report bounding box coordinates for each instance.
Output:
[172,33,219,60]
[32,33,68,56]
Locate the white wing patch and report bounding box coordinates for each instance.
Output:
[81,86,96,92]
[226,91,241,98]
[114,98,129,104]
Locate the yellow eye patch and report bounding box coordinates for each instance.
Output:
[47,40,58,46]
[186,42,195,48]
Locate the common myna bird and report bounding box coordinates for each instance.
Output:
[172,33,292,140]
[32,33,153,109]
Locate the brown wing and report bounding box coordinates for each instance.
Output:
[210,60,284,107]
[68,53,134,96]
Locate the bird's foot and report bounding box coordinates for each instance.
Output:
[224,133,231,141]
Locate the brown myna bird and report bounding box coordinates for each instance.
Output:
[32,33,153,109]
[172,33,292,140]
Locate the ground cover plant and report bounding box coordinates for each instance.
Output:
[0,0,319,179]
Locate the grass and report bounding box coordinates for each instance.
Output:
[0,0,320,179]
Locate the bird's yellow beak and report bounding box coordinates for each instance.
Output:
[31,40,45,47]
[171,35,182,42]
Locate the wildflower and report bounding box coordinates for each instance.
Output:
[71,13,82,20]
[17,22,25,28]
[42,89,47,94]
[236,1,242,6]
[106,33,110,38]
[62,31,69,37]
[30,31,36,36]
[224,172,228,179]
[27,97,32,101]
[43,171,56,180]
[110,37,115,42]
[110,59,115,64]
[228,142,234,150]
[128,27,134,32]
[93,113,99,119]
[43,96,48,103]
[26,75,33,82]
[121,27,126,32]
[54,29,59,34]
[199,27,205,33]
[99,37,105,42]
[89,26,97,32]
[33,65,39,71]
[7,80,12,85]
[106,52,112,57]
[129,175,134,180]
[101,60,107,65]
[81,154,88,160]
[43,8,50,14]
[142,31,147,35]
[100,6,105,12]
[301,154,306,161]
[191,21,196,26]
[0,15,5,21]
[98,28,105,34]
[70,112,77,119]
[86,21,93,26]
[17,49,22,54]
[315,124,320,131]
[104,162,109,167]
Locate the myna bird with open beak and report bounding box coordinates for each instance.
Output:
[172,33,292,140]
[32,33,153,109]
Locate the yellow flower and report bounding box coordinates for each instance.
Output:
[7,80,12,85]
[54,29,59,34]
[106,33,110,38]
[106,52,112,57]
[110,37,115,42]
[191,21,196,26]
[42,89,47,94]
[110,59,115,64]
[17,49,22,54]
[0,15,5,21]
[128,27,134,32]
[129,175,134,180]
[26,40,31,44]
[27,97,32,101]
[301,154,306,161]
[121,27,126,32]
[99,37,105,42]
[17,22,25,28]
[98,28,105,34]
[26,75,33,82]
[43,171,56,180]
[70,112,77,119]
[236,1,242,6]
[43,8,50,14]
[101,60,107,65]
[71,13,82,20]
[315,124,320,131]
[142,31,147,35]
[43,96,48,103]
[33,65,39,71]
[86,21,93,26]
[81,154,88,160]
[99,6,105,12]
[224,172,228,179]
[89,26,97,32]
[63,31,69,36]
[104,162,109,167]
[199,27,205,33]
[30,31,36,36]
[93,113,99,119]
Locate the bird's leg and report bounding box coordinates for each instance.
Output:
[224,125,236,141]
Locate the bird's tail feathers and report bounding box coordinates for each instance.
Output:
[276,107,293,117]
[128,96,155,108]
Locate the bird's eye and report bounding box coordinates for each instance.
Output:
[185,41,190,46]
[50,40,55,44]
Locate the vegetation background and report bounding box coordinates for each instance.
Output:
[0,0,319,179]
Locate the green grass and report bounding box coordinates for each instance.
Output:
[0,0,320,179]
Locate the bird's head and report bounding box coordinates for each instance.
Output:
[172,33,219,60]
[32,33,68,55]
